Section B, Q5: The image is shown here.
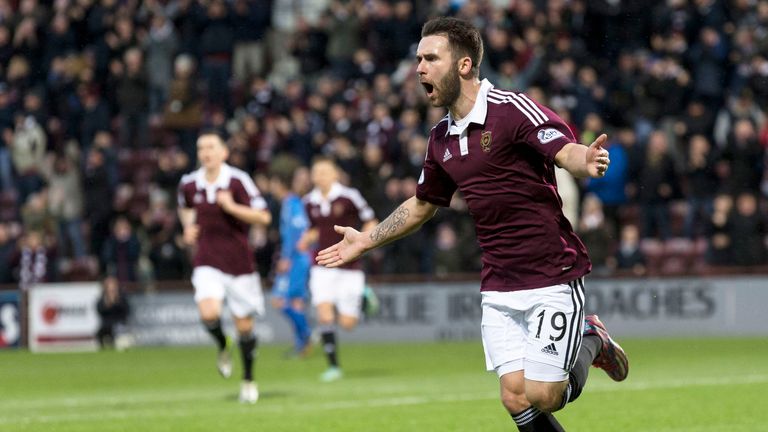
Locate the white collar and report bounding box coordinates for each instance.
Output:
[195,163,232,190]
[310,182,343,203]
[445,79,494,137]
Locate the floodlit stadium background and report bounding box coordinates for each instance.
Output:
[1,0,767,431]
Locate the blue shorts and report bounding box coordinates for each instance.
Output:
[273,262,309,300]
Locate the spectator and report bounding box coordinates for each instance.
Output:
[21,90,49,133]
[608,224,646,276]
[729,192,767,266]
[43,143,86,259]
[674,99,715,143]
[101,215,141,282]
[144,12,179,115]
[573,67,606,127]
[720,119,764,194]
[0,84,15,193]
[325,0,362,80]
[95,275,130,349]
[282,107,315,167]
[148,228,188,281]
[20,190,54,235]
[0,221,17,284]
[604,51,639,127]
[43,13,77,71]
[144,190,187,281]
[162,54,202,164]
[198,0,233,112]
[231,0,270,85]
[433,222,461,277]
[577,194,614,275]
[153,148,188,198]
[683,135,718,239]
[12,21,42,84]
[705,193,734,266]
[0,0,765,280]
[105,15,138,62]
[11,229,56,289]
[115,47,149,149]
[687,27,728,107]
[83,146,114,256]
[713,90,765,150]
[10,115,46,206]
[0,25,14,70]
[291,17,328,80]
[78,88,112,153]
[637,131,678,239]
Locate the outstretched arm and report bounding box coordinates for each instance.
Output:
[554,134,610,179]
[316,196,439,267]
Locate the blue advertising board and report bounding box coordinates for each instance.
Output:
[0,290,21,348]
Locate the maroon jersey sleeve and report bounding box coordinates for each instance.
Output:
[513,96,576,163]
[348,188,375,222]
[231,169,267,210]
[416,130,457,207]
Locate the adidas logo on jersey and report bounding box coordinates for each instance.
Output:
[541,343,559,356]
[443,148,453,162]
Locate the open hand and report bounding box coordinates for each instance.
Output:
[315,225,367,268]
[586,134,610,178]
[183,224,200,245]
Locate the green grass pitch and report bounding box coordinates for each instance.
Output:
[1,338,766,431]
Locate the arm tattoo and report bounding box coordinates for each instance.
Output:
[370,205,410,243]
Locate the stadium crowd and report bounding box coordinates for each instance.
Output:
[0,0,767,288]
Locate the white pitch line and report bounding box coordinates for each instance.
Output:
[587,373,768,392]
[1,374,767,425]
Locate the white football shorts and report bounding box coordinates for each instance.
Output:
[191,266,265,318]
[481,278,585,382]
[309,265,365,318]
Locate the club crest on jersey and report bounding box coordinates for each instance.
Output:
[537,128,565,144]
[193,193,203,204]
[481,131,492,153]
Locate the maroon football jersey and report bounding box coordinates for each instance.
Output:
[416,79,591,292]
[178,164,267,276]
[304,182,375,270]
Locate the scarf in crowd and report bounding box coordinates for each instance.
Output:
[19,246,47,289]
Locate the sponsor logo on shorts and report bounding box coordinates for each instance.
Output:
[541,343,559,356]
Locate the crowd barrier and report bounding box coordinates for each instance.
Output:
[2,275,766,351]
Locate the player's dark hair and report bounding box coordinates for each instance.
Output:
[197,129,228,148]
[311,155,337,169]
[421,17,483,77]
[269,153,302,186]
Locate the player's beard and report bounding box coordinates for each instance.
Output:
[433,67,461,108]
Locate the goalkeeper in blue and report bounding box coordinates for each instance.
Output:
[270,166,312,357]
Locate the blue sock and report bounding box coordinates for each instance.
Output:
[282,306,311,351]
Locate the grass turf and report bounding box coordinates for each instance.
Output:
[1,338,766,431]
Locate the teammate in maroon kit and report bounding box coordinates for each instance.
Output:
[317,18,628,430]
[299,157,377,382]
[178,131,271,404]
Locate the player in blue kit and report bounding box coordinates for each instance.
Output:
[270,165,312,357]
